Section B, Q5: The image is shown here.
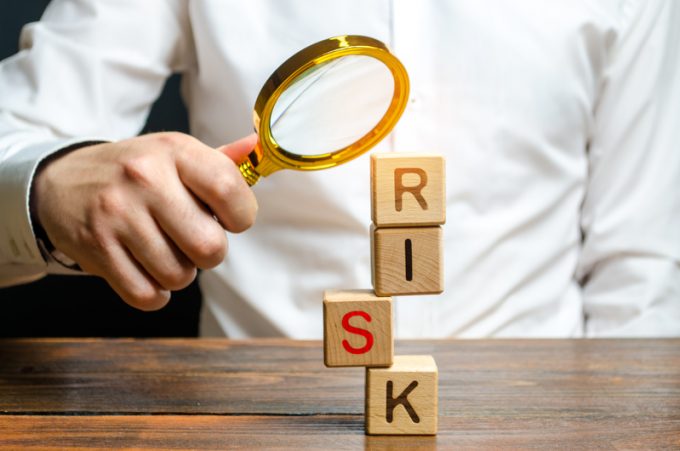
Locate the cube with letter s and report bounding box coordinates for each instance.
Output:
[323,290,393,367]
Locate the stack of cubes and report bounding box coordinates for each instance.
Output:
[324,153,445,435]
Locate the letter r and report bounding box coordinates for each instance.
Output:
[394,168,428,212]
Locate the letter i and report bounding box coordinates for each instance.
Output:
[404,239,412,281]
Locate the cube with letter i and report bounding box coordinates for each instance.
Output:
[323,290,393,368]
[370,153,445,296]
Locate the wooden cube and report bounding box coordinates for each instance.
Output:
[371,226,443,296]
[366,355,438,435]
[323,290,393,368]
[371,153,446,227]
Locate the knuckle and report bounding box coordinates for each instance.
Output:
[225,195,258,234]
[229,214,254,234]
[154,131,193,149]
[158,265,196,291]
[121,154,159,189]
[210,173,240,201]
[96,188,127,218]
[129,286,169,311]
[239,200,259,232]
[191,231,227,268]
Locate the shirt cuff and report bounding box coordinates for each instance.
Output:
[0,137,107,266]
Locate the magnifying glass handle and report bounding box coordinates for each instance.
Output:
[239,159,261,186]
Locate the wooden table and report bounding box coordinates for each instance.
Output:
[0,339,678,449]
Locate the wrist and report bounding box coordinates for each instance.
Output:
[29,140,106,268]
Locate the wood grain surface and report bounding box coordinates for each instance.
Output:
[1,338,679,449]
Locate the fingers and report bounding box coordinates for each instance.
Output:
[175,139,258,233]
[148,176,229,269]
[83,239,171,312]
[119,214,197,291]
[216,133,258,164]
[33,131,258,313]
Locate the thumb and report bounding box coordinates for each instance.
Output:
[216,134,258,164]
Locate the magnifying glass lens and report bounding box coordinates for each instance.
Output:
[239,35,409,186]
[270,55,395,155]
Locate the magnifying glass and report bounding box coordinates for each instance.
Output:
[238,35,410,186]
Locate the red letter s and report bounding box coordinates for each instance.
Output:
[342,311,374,354]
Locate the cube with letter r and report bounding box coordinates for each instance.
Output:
[371,153,446,227]
[323,290,393,368]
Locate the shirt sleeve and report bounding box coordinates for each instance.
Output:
[577,0,680,336]
[0,0,191,287]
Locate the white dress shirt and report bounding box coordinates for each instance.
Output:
[1,0,678,338]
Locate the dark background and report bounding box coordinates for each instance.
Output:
[0,2,203,337]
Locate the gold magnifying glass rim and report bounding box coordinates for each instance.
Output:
[250,35,410,178]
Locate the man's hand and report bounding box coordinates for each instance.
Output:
[33,132,258,311]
